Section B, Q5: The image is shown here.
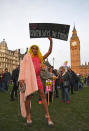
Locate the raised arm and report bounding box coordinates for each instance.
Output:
[43,37,53,60]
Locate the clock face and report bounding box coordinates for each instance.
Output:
[71,41,77,46]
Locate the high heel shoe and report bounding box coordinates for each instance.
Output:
[27,120,32,126]
[48,120,54,126]
[45,114,54,126]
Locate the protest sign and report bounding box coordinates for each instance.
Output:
[29,23,70,41]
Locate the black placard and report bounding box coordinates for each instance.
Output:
[29,23,70,41]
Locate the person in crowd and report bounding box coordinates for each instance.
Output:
[58,68,63,87]
[74,74,79,91]
[54,69,59,98]
[46,66,57,102]
[10,65,20,101]
[39,63,48,104]
[79,75,84,89]
[59,66,70,104]
[19,37,54,126]
[59,66,64,102]
[67,68,75,94]
[45,66,54,103]
[0,71,3,90]
[40,63,54,104]
[3,68,11,91]
[87,75,89,86]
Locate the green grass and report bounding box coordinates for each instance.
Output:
[0,85,89,131]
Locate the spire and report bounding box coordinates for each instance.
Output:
[73,25,77,34]
[72,25,77,38]
[73,25,76,31]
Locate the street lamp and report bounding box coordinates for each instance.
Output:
[18,49,20,65]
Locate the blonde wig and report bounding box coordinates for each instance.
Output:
[28,45,43,64]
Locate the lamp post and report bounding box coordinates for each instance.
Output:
[18,49,20,65]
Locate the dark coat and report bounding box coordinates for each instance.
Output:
[3,72,11,82]
[12,67,19,82]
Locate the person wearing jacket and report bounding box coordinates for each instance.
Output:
[67,68,75,94]
[3,68,11,91]
[11,65,20,101]
[60,66,70,104]
[0,71,3,90]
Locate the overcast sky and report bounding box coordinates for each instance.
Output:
[0,0,89,69]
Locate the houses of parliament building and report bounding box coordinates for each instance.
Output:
[0,26,89,75]
[0,39,24,73]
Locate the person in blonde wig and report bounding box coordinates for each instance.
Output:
[19,37,54,126]
[29,45,43,64]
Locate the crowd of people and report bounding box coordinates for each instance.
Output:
[0,68,11,92]
[0,66,19,100]
[0,61,88,101]
[0,37,89,127]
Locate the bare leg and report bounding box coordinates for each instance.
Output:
[38,89,52,122]
[25,95,31,122]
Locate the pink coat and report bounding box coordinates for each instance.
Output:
[19,53,38,117]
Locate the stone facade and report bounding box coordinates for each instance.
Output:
[0,39,23,73]
[70,26,89,76]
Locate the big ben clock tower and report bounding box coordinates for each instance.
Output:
[70,26,80,74]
